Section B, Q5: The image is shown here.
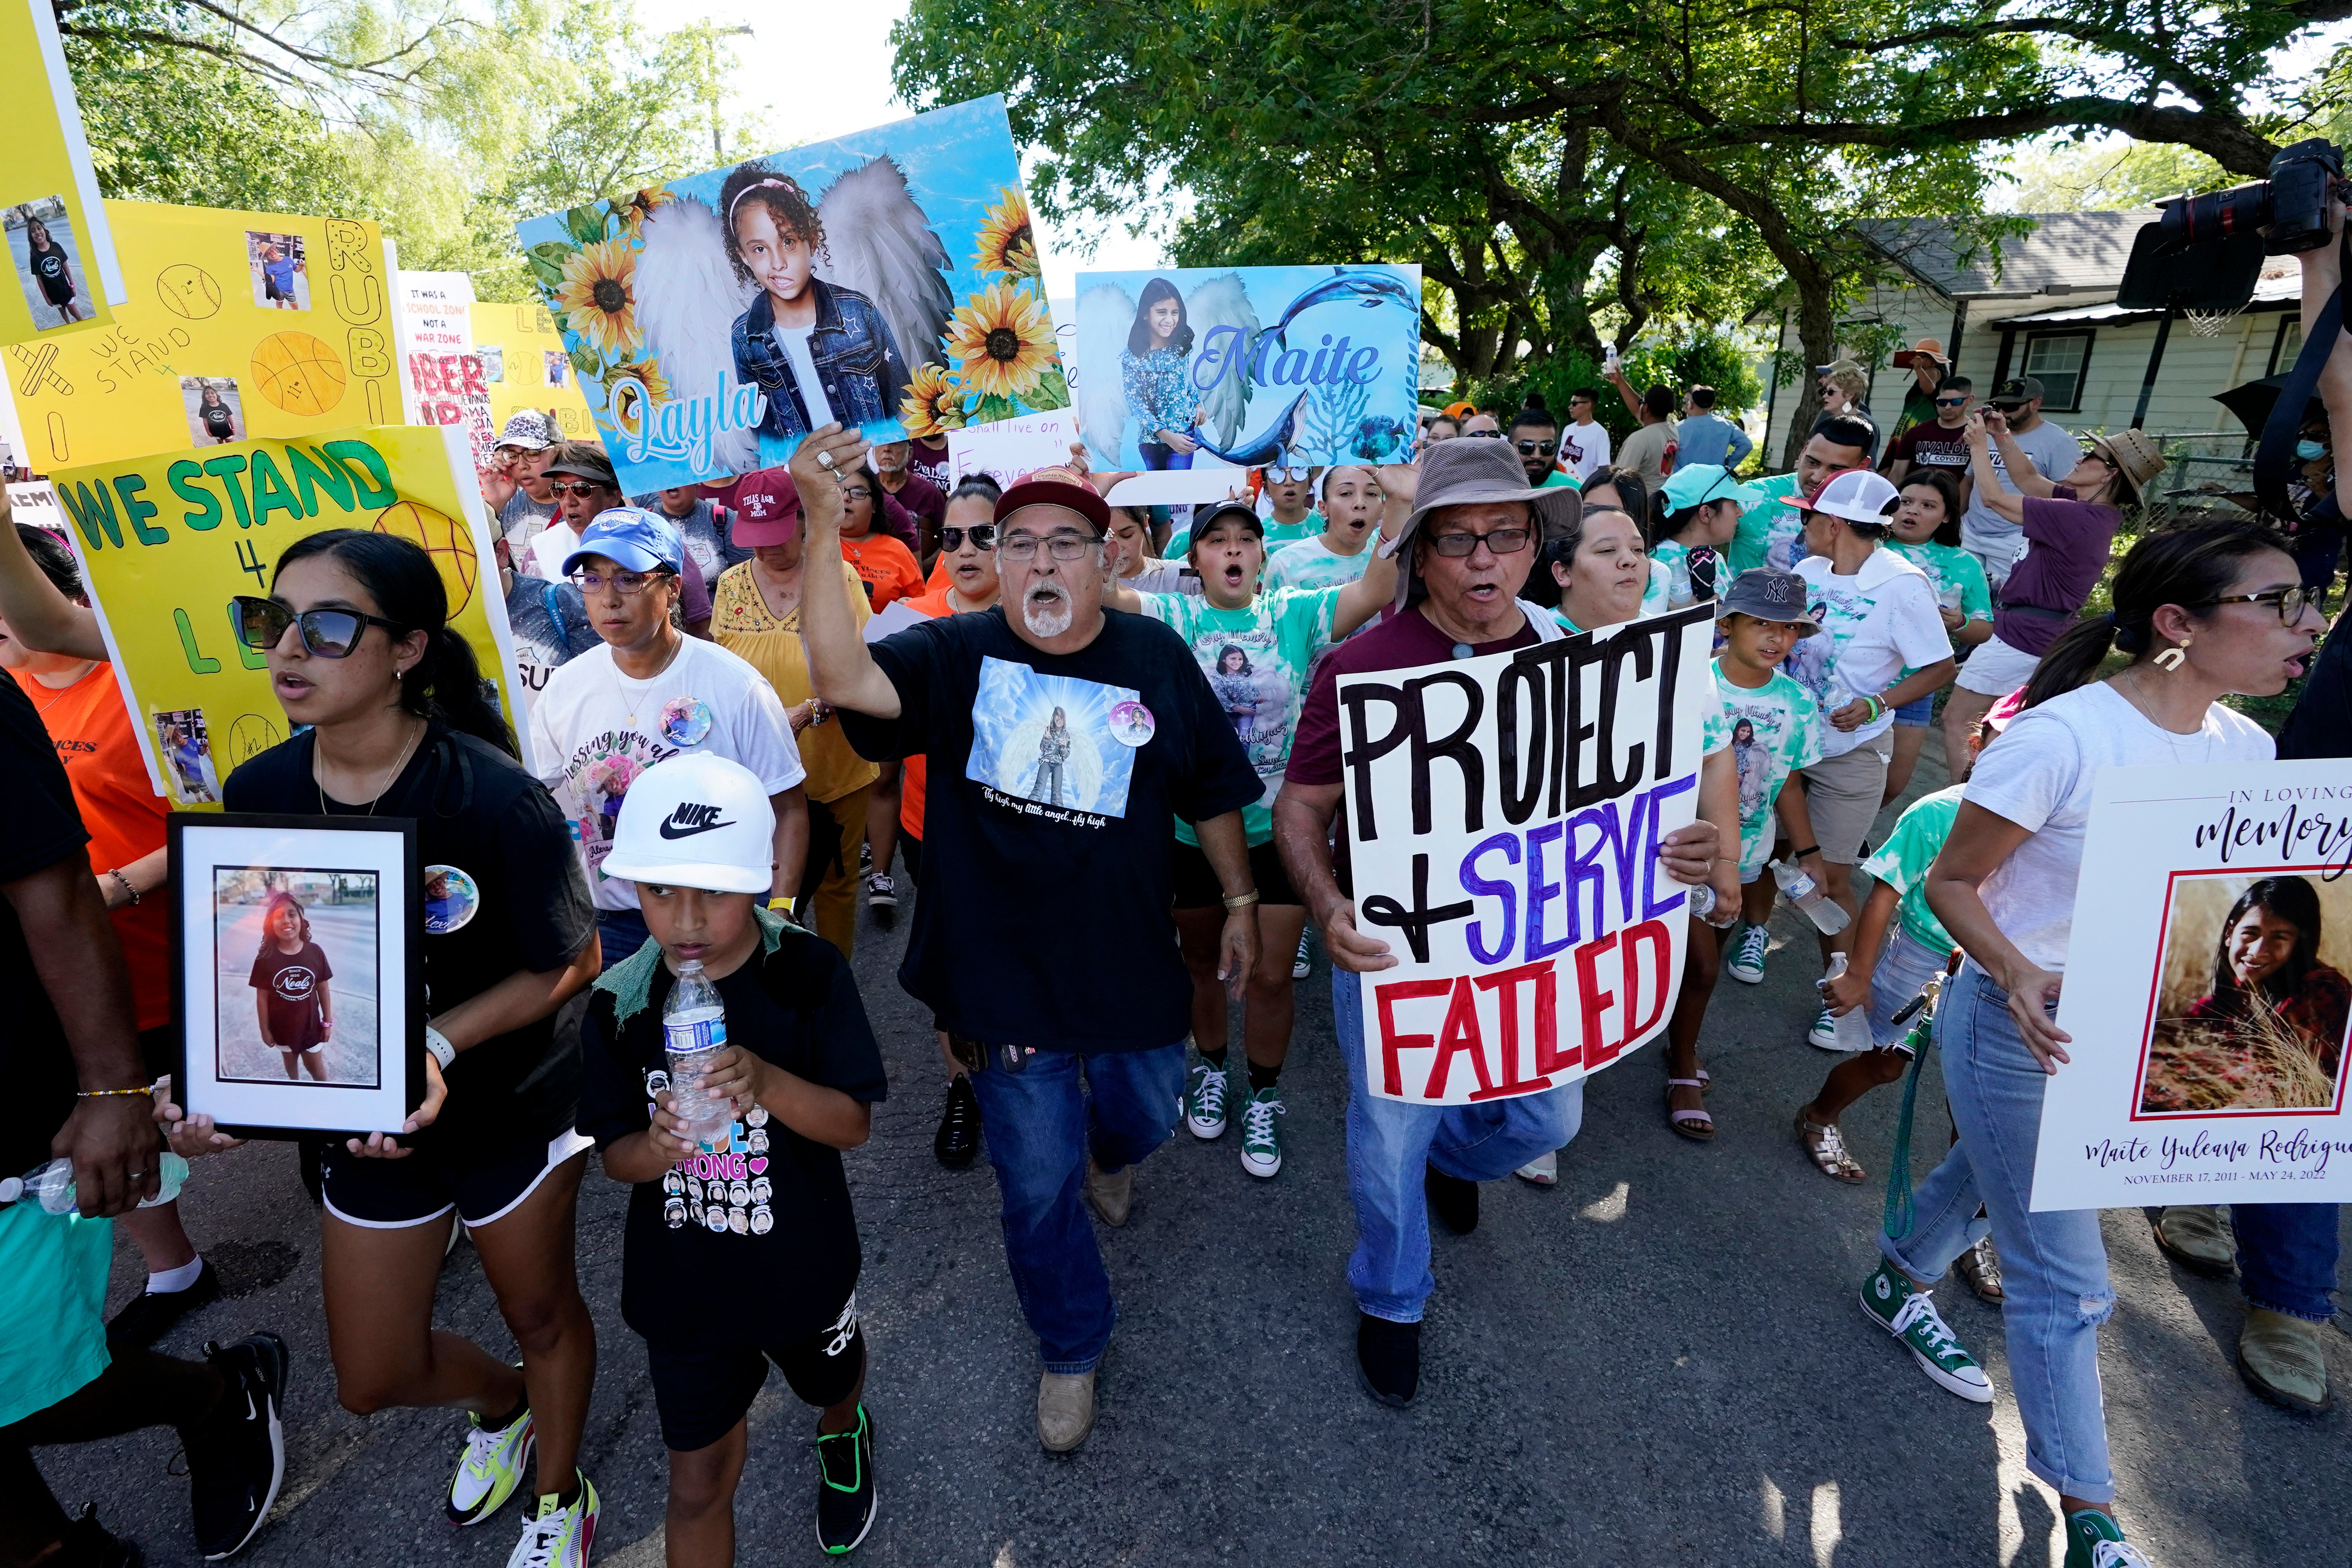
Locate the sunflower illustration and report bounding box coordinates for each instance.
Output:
[607,356,674,429]
[900,361,967,439]
[972,188,1039,281]
[944,282,1057,401]
[617,185,678,239]
[554,237,641,361]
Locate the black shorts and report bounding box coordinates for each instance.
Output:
[645,1297,865,1452]
[317,1126,593,1231]
[1170,836,1299,910]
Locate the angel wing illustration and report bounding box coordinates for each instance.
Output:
[634,194,761,477]
[1075,281,1135,468]
[813,157,954,376]
[1182,272,1258,451]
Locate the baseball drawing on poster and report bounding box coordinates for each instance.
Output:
[2034,760,2352,1209]
[1074,264,1422,473]
[964,655,1137,819]
[514,94,1065,493]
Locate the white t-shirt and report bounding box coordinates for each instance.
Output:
[528,519,582,583]
[529,636,807,910]
[776,325,835,426]
[1561,419,1612,482]
[1125,558,1203,596]
[1785,547,1950,758]
[1965,682,2272,971]
[1959,417,2080,576]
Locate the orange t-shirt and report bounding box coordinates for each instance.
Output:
[7,663,172,1029]
[838,532,925,610]
[896,588,957,840]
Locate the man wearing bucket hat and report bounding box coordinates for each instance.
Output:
[1772,469,1955,1040]
[1938,416,2162,783]
[788,424,1262,1454]
[1272,436,1725,1407]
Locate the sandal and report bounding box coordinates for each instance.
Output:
[1795,1109,1865,1184]
[1953,1234,2005,1304]
[1695,1065,1712,1095]
[1666,1079,1715,1141]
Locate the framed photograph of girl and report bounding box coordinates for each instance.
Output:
[170,814,426,1139]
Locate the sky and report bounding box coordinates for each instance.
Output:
[683,0,1170,302]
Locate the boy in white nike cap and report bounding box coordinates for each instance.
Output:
[574,752,887,1557]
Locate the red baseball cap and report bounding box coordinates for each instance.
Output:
[731,468,800,546]
[994,464,1110,536]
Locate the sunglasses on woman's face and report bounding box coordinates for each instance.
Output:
[547,481,609,499]
[939,523,998,553]
[231,596,405,658]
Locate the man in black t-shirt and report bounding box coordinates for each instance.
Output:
[797,425,1262,1454]
[0,679,290,1563]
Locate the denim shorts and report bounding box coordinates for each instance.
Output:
[1892,693,1935,728]
[1868,926,1955,1051]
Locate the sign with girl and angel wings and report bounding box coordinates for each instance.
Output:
[513,94,1067,493]
[1073,264,1421,475]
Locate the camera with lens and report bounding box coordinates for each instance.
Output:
[2117,138,2352,313]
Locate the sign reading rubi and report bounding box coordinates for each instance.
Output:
[1340,604,1715,1104]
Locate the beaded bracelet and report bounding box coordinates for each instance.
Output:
[77,1086,154,1099]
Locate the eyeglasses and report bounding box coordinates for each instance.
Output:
[2196,585,2322,624]
[1424,526,1532,557]
[231,596,407,659]
[998,532,1099,561]
[839,486,873,502]
[547,481,610,499]
[1515,439,1558,457]
[939,523,998,553]
[1934,396,1968,407]
[1265,465,1312,482]
[1465,429,1506,439]
[570,568,668,595]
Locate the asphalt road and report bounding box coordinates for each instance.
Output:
[38,735,2352,1567]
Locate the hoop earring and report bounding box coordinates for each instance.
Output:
[2154,640,2188,672]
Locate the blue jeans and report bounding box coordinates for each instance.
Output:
[2234,1201,2341,1321]
[965,1043,1186,1372]
[1335,968,1584,1323]
[1880,963,2116,1503]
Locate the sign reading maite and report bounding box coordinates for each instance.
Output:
[1340,604,1714,1104]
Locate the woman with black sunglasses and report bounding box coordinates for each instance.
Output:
[179,529,607,1565]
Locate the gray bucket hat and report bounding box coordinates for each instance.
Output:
[1389,437,1582,606]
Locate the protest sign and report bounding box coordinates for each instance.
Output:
[8,201,399,471]
[51,424,526,800]
[0,0,126,344]
[393,268,490,462]
[514,93,1065,494]
[1074,264,1421,473]
[471,298,597,443]
[1340,604,1715,1104]
[2033,760,2352,1209]
[946,409,1080,489]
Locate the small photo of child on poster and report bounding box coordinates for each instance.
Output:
[182,376,244,445]
[247,231,309,310]
[8,198,87,329]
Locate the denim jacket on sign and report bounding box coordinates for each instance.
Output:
[732,277,911,439]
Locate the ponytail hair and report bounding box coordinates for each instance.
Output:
[2021,518,2293,710]
[271,529,518,758]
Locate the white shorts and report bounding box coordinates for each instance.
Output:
[1953,631,2042,698]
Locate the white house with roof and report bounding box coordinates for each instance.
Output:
[1756,212,2302,468]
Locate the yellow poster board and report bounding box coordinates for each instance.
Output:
[9,201,398,472]
[53,424,525,804]
[0,0,126,344]
[470,298,598,446]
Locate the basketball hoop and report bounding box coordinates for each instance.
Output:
[2181,303,2247,338]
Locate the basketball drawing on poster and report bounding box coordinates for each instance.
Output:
[514,93,1066,493]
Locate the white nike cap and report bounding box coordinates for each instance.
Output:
[602,753,776,895]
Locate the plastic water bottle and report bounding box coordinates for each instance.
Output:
[663,961,735,1154]
[1688,885,1737,928]
[1770,856,1850,935]
[1817,954,1877,1051]
[3,1150,188,1215]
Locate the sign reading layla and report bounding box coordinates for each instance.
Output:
[2032,760,2352,1210]
[1341,605,1714,1105]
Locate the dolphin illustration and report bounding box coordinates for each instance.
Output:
[1268,268,1416,350]
[1191,391,1311,467]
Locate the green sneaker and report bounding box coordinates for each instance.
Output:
[1185,1062,1229,1139]
[1238,1087,1285,1178]
[505,1472,597,1568]
[447,1402,534,1525]
[2063,1508,2154,1568]
[1859,1261,1993,1403]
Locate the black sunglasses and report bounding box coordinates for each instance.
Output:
[939,523,998,553]
[1515,439,1558,457]
[231,596,407,658]
[1465,429,1506,439]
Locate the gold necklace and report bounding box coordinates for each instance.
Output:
[22,662,95,722]
[610,630,686,730]
[316,717,425,815]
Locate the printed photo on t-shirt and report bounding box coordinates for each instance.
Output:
[7,198,90,332]
[246,231,309,311]
[965,655,1138,819]
[213,867,379,1087]
[153,707,222,805]
[180,376,245,446]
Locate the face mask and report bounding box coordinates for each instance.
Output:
[2297,439,2327,462]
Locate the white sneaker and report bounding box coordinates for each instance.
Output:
[1807,1008,1842,1049]
[447,1402,534,1525]
[1726,925,1769,984]
[504,1474,597,1568]
[1514,1149,1558,1186]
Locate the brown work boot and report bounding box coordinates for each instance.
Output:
[1084,1156,1133,1227]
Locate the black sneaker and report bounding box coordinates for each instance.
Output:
[106,1259,222,1348]
[865,873,897,928]
[55,1505,142,1568]
[1426,1164,1479,1235]
[933,1076,981,1169]
[814,1405,876,1555]
[187,1334,287,1560]
[1355,1314,1421,1407]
